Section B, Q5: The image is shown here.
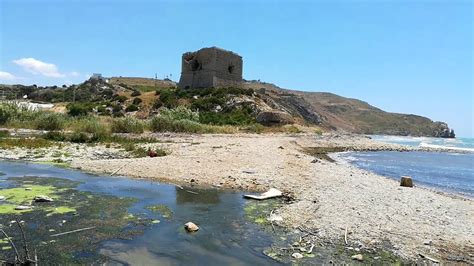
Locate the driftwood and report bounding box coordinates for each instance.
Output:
[419,253,440,263]
[50,226,96,237]
[344,226,348,245]
[0,228,21,261]
[0,219,38,265]
[110,161,132,176]
[175,185,199,194]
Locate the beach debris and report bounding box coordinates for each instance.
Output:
[351,254,364,261]
[244,188,282,200]
[400,176,414,187]
[292,252,304,259]
[418,253,440,263]
[33,195,53,202]
[147,149,158,157]
[311,159,319,163]
[268,213,283,222]
[14,205,32,211]
[176,184,199,194]
[423,239,433,245]
[50,226,96,237]
[344,226,349,245]
[242,169,257,174]
[184,222,199,232]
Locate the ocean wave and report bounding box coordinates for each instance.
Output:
[419,142,474,152]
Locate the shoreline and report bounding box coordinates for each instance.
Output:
[1,133,473,263]
[331,151,474,201]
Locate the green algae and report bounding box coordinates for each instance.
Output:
[145,204,173,219]
[0,185,57,205]
[0,176,155,264]
[244,199,281,226]
[46,206,76,215]
[0,204,31,214]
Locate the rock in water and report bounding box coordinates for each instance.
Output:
[34,195,54,202]
[184,222,199,232]
[15,205,32,210]
[400,176,414,187]
[292,252,304,259]
[351,254,364,261]
[0,196,5,201]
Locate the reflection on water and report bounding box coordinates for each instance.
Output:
[0,161,277,265]
[175,186,221,205]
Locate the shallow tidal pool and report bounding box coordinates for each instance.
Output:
[0,161,277,264]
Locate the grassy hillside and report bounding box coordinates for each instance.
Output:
[0,78,455,137]
[109,77,176,92]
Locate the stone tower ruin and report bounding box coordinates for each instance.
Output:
[178,47,243,89]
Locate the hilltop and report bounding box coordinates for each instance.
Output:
[0,78,455,137]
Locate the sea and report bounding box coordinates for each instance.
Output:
[337,136,474,198]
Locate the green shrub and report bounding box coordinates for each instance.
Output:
[115,95,128,103]
[159,106,199,122]
[132,98,142,105]
[150,116,206,133]
[0,104,16,124]
[157,89,178,108]
[35,112,66,130]
[69,132,90,143]
[67,103,91,117]
[285,125,302,134]
[125,104,139,112]
[131,90,141,97]
[43,131,67,141]
[0,130,9,138]
[198,107,255,125]
[243,123,264,133]
[71,117,110,140]
[111,117,145,133]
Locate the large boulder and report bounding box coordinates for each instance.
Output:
[256,111,294,125]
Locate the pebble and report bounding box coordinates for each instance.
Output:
[351,254,364,261]
[292,252,304,259]
[34,195,54,202]
[423,240,433,245]
[242,170,256,174]
[184,222,199,232]
[15,205,32,210]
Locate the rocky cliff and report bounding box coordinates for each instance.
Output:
[244,80,455,138]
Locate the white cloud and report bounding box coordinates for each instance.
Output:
[0,71,17,80]
[69,71,80,77]
[13,57,66,78]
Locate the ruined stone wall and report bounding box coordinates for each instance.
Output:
[178,47,243,89]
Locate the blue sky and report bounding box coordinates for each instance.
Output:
[0,0,472,136]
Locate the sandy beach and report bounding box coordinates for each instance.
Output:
[1,133,472,262]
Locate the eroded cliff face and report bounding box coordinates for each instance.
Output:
[244,80,456,138]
